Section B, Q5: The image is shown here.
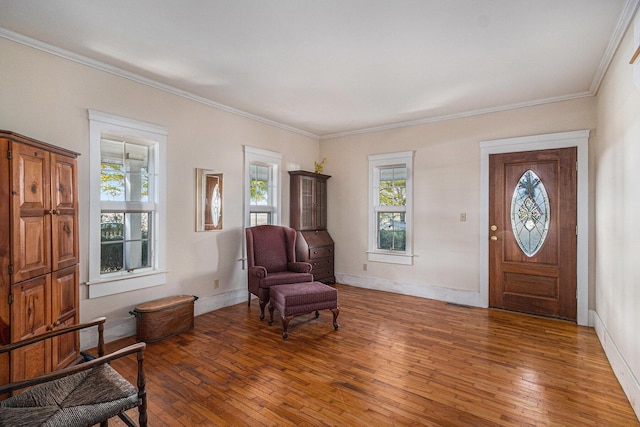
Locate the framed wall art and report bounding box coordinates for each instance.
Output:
[196,168,223,231]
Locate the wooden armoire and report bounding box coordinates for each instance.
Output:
[0,130,80,386]
[289,170,335,284]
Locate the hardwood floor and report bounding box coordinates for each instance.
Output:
[103,284,638,426]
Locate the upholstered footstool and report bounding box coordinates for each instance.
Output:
[268,281,339,340]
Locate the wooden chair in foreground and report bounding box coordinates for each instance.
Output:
[0,317,147,427]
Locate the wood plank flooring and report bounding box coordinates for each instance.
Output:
[103,284,638,426]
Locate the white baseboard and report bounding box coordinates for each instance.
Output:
[335,273,484,307]
[194,289,248,316]
[80,288,248,350]
[591,309,640,421]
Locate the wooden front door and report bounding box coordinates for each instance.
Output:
[489,148,577,320]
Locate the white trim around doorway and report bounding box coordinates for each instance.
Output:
[479,130,590,326]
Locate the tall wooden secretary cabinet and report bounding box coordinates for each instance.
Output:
[0,130,80,387]
[289,170,335,284]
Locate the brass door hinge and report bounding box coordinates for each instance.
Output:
[7,149,12,160]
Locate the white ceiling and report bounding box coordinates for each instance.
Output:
[0,1,636,138]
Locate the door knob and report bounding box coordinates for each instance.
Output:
[490,225,498,231]
[490,236,498,241]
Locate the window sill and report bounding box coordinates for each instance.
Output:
[87,269,169,298]
[367,251,414,265]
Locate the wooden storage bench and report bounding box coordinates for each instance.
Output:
[130,295,198,342]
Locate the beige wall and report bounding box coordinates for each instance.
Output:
[321,98,596,302]
[594,12,640,414]
[0,38,319,340]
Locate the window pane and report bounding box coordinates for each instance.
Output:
[125,240,150,270]
[510,170,550,257]
[125,143,148,172]
[125,143,149,202]
[125,169,150,202]
[250,212,270,226]
[101,213,124,273]
[101,165,125,202]
[100,211,151,273]
[101,139,152,202]
[377,212,406,251]
[101,213,124,241]
[101,242,124,273]
[250,164,270,206]
[379,167,406,206]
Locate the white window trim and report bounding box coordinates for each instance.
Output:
[87,110,168,298]
[243,146,282,227]
[368,151,414,265]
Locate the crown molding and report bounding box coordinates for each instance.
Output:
[320,92,593,140]
[589,0,640,94]
[3,0,639,142]
[0,27,319,140]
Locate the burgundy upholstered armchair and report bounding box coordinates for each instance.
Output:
[246,225,313,320]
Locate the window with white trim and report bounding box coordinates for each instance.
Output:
[244,146,281,226]
[368,151,414,265]
[88,111,167,298]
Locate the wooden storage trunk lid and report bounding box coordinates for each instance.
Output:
[133,295,196,313]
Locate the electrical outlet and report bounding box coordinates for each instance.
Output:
[214,279,220,289]
[460,213,467,222]
[363,263,367,271]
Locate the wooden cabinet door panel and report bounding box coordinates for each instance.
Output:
[10,274,52,380]
[14,215,51,282]
[300,176,314,230]
[11,274,51,340]
[51,154,78,270]
[0,137,9,388]
[10,341,49,382]
[314,178,327,229]
[11,143,51,282]
[52,212,77,270]
[51,265,79,370]
[289,171,330,231]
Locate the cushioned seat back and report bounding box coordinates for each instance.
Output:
[248,225,294,273]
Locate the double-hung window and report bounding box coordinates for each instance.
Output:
[244,146,281,226]
[88,111,167,298]
[368,151,414,265]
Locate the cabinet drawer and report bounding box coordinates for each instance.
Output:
[310,257,334,269]
[311,266,334,280]
[309,246,334,259]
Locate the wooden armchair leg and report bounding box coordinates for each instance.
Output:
[138,347,148,427]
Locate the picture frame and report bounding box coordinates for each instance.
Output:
[196,168,223,231]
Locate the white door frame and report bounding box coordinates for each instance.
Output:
[479,130,590,326]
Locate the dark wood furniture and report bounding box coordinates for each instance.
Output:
[289,171,335,284]
[0,317,148,427]
[0,130,80,387]
[130,295,199,343]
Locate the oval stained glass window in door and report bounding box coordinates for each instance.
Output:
[510,170,550,257]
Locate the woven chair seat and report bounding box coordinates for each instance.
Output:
[0,363,138,427]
